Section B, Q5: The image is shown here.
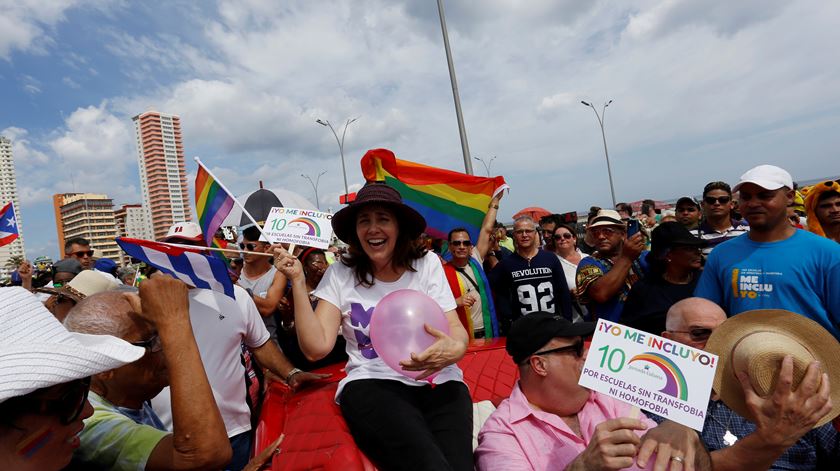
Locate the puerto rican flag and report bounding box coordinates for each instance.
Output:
[0,202,20,247]
[116,237,235,298]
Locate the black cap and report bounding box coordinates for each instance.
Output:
[650,222,707,254]
[675,196,700,209]
[506,312,595,364]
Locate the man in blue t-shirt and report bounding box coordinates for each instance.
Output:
[695,165,840,340]
[575,209,648,322]
[488,216,572,335]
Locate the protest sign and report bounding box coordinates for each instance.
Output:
[262,207,334,249]
[578,319,718,431]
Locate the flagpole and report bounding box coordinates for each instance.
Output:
[159,240,273,257]
[194,157,274,243]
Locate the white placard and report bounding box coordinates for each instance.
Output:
[261,207,334,249]
[578,319,718,431]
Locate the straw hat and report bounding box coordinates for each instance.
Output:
[36,269,121,303]
[331,182,426,243]
[0,287,145,403]
[705,309,840,427]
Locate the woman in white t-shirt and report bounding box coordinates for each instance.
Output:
[272,182,472,470]
[553,224,588,322]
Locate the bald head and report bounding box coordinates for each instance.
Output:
[63,291,139,340]
[664,298,727,350]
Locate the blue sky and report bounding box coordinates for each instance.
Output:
[2,0,839,260]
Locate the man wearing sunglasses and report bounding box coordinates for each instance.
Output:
[662,298,839,470]
[695,165,840,341]
[693,181,749,255]
[238,225,286,345]
[476,312,709,470]
[442,193,502,339]
[64,237,95,270]
[64,277,232,470]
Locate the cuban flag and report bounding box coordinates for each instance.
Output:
[0,202,20,247]
[116,237,235,298]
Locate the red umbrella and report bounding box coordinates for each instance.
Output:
[513,207,552,221]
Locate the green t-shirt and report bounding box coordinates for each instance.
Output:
[72,391,168,470]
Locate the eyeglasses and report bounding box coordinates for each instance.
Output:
[667,328,713,342]
[131,334,163,353]
[589,227,620,237]
[449,240,473,247]
[239,242,259,251]
[513,229,536,236]
[553,233,574,241]
[36,377,91,425]
[532,340,585,361]
[70,250,94,258]
[704,196,731,205]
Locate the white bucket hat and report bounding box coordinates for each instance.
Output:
[0,287,145,403]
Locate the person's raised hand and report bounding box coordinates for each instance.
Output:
[17,260,32,280]
[271,244,303,282]
[621,232,646,260]
[399,323,466,380]
[572,417,647,470]
[126,276,190,328]
[739,355,832,449]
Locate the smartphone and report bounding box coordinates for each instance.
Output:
[627,219,641,238]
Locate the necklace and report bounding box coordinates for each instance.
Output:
[663,271,693,285]
[707,402,738,446]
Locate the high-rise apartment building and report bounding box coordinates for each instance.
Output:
[133,110,190,240]
[53,193,120,261]
[0,136,25,278]
[114,203,154,265]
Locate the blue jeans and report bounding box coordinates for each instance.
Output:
[227,431,252,471]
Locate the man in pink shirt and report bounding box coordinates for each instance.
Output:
[475,313,710,470]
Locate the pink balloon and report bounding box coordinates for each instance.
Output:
[369,289,450,381]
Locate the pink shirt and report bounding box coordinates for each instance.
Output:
[475,383,658,470]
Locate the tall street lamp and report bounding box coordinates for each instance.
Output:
[316,117,358,202]
[301,171,327,210]
[473,155,496,177]
[437,0,473,174]
[581,100,617,207]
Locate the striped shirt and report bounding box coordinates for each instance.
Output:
[691,219,749,255]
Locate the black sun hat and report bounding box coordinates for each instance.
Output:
[506,312,596,364]
[331,182,427,243]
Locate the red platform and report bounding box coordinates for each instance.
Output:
[254,339,518,470]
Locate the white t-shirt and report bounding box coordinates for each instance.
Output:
[556,249,586,292]
[151,285,270,437]
[313,251,461,401]
[238,265,280,343]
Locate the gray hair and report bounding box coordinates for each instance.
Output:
[513,216,536,228]
[64,291,135,339]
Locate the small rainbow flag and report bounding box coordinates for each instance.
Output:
[195,161,235,248]
[360,149,508,241]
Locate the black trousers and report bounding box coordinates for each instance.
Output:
[340,379,473,471]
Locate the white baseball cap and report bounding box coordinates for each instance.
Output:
[733,165,793,193]
[0,287,145,403]
[163,221,205,243]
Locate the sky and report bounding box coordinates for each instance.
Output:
[2,0,839,260]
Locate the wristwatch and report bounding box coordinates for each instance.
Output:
[489,204,499,209]
[285,367,303,383]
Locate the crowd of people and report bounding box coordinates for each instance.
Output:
[2,163,840,471]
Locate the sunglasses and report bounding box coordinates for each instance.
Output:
[667,328,713,342]
[32,377,92,425]
[553,233,574,241]
[70,250,94,258]
[130,334,163,353]
[449,240,473,247]
[239,242,259,251]
[531,339,585,361]
[704,196,731,205]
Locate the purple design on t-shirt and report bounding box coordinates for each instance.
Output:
[350,303,378,359]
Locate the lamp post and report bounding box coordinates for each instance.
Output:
[301,171,327,210]
[316,117,358,202]
[473,155,496,177]
[581,100,617,207]
[437,0,473,174]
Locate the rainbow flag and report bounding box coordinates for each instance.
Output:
[195,162,235,248]
[360,149,508,240]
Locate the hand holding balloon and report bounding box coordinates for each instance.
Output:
[370,289,463,382]
[399,323,466,380]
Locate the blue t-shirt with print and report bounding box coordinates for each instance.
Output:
[695,230,840,339]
